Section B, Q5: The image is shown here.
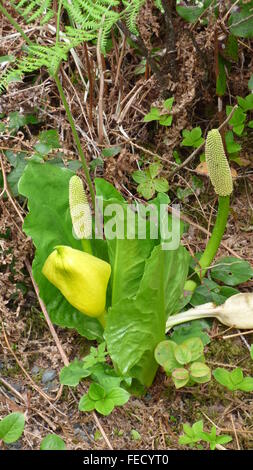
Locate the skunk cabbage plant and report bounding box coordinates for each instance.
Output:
[19,163,189,386]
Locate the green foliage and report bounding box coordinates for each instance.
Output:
[101,146,121,158]
[181,127,204,148]
[190,277,239,307]
[79,382,130,416]
[8,111,39,132]
[0,43,81,93]
[60,359,91,387]
[132,162,169,200]
[155,337,211,389]
[213,368,253,392]
[179,420,232,450]
[11,0,55,25]
[176,0,213,23]
[143,98,174,127]
[4,150,28,197]
[40,434,66,450]
[170,320,210,347]
[60,343,107,386]
[105,243,190,386]
[248,74,253,91]
[227,105,246,136]
[0,412,25,444]
[225,130,242,155]
[229,3,253,38]
[210,257,253,286]
[122,0,146,35]
[131,429,141,440]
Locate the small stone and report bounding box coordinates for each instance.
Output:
[31,365,40,375]
[42,369,56,384]
[43,379,58,392]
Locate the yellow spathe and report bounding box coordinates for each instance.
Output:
[42,246,111,324]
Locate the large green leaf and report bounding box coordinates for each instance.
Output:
[105,244,190,386]
[95,178,156,304]
[19,162,103,340]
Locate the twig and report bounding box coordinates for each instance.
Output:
[222,0,240,23]
[167,206,242,259]
[229,13,253,29]
[97,19,105,144]
[230,415,240,450]
[169,105,238,177]
[83,42,94,127]
[1,320,64,408]
[223,330,253,340]
[25,261,69,367]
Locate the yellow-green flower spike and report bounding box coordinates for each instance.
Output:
[69,175,92,239]
[205,129,233,197]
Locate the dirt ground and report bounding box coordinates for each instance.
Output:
[0,2,253,450]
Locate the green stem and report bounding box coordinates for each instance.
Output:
[56,0,63,44]
[184,195,230,294]
[54,73,96,209]
[198,195,230,278]
[81,238,93,255]
[0,2,33,46]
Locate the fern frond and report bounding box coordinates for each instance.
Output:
[63,0,120,51]
[122,0,145,35]
[11,0,54,25]
[154,0,163,12]
[0,42,75,93]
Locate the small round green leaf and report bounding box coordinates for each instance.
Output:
[183,338,204,362]
[154,340,179,372]
[174,344,192,365]
[172,368,190,389]
[190,362,211,384]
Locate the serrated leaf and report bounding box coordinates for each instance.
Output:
[132,170,147,184]
[149,162,161,179]
[102,146,121,158]
[159,114,173,126]
[153,177,169,193]
[88,383,106,401]
[95,398,114,416]
[59,359,90,387]
[138,180,155,200]
[106,387,130,406]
